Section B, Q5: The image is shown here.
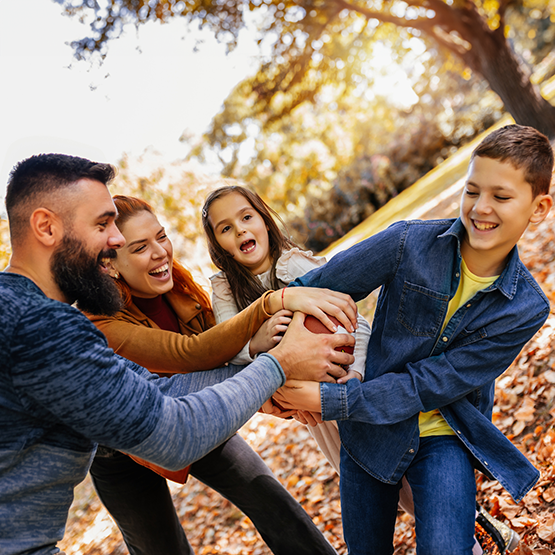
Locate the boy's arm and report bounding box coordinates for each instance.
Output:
[280,250,372,380]
[320,307,548,425]
[290,221,406,300]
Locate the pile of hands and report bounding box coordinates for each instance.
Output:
[254,287,362,426]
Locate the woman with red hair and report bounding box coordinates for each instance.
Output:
[86,195,344,555]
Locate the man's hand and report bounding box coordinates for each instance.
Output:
[269,312,355,382]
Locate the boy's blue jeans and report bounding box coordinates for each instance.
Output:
[340,436,476,555]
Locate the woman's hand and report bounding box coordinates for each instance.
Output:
[267,287,358,333]
[249,310,292,357]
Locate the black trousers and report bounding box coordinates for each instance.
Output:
[90,434,337,555]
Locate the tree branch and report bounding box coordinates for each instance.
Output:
[331,0,434,31]
[330,0,469,57]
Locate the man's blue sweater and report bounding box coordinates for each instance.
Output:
[0,273,285,555]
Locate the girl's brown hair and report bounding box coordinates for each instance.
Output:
[202,186,298,311]
[112,195,212,313]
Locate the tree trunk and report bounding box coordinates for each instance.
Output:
[457,8,555,139]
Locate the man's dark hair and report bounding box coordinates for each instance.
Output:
[5,153,116,241]
[471,125,554,197]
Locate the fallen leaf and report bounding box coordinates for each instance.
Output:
[536,517,555,542]
[510,515,537,528]
[541,486,555,503]
[514,398,536,423]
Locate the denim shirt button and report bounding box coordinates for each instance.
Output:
[455,273,460,278]
[466,303,471,308]
[409,449,414,453]
[484,461,489,466]
[442,336,448,342]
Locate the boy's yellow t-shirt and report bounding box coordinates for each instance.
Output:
[419,259,498,437]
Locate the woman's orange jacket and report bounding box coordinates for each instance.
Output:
[87,289,273,483]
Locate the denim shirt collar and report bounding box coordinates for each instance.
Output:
[439,218,520,300]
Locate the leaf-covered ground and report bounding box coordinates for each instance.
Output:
[60,207,555,555]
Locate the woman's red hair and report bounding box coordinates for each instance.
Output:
[112,195,212,313]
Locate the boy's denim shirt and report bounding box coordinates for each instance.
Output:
[292,218,548,502]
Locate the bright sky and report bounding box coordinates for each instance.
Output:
[0,1,259,202]
[0,1,422,215]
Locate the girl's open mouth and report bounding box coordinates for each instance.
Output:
[240,240,256,253]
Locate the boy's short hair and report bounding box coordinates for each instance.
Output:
[471,124,553,197]
[5,153,116,243]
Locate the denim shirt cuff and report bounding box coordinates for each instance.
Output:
[320,381,348,420]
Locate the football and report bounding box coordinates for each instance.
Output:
[304,314,354,355]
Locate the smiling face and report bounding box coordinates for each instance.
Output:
[67,178,124,266]
[208,191,273,275]
[111,210,174,298]
[460,156,552,276]
[51,178,125,314]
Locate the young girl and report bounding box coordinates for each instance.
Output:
[201,185,371,474]
[202,185,520,555]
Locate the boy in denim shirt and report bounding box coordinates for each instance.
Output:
[285,125,553,554]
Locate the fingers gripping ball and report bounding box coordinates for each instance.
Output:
[304,315,354,357]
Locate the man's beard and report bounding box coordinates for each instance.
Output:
[51,233,123,316]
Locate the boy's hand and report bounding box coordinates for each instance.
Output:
[269,312,354,382]
[268,287,358,333]
[259,398,297,420]
[249,310,292,357]
[272,379,322,413]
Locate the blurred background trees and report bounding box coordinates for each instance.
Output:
[0,219,10,269]
[54,0,555,251]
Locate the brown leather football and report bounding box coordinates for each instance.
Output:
[304,315,354,355]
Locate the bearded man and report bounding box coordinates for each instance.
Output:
[0,153,356,555]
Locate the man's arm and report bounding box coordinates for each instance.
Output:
[126,312,356,467]
[15,305,353,470]
[120,355,287,469]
